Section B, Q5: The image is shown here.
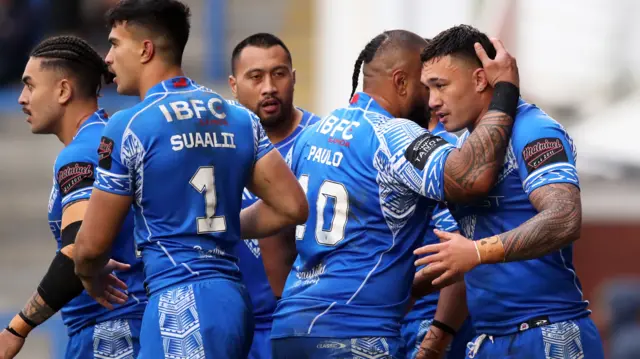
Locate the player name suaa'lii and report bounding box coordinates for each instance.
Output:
[170,131,237,151]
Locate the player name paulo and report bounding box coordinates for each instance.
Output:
[170,131,236,151]
[308,145,343,167]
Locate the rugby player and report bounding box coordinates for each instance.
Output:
[229,32,321,359]
[240,29,519,358]
[0,35,147,359]
[415,24,605,358]
[403,93,475,359]
[72,1,308,358]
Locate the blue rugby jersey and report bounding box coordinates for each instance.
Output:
[450,99,589,335]
[93,77,274,296]
[48,109,146,335]
[272,92,456,338]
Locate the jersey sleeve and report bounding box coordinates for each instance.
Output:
[93,111,137,197]
[55,147,97,209]
[513,118,579,195]
[250,111,274,162]
[383,119,455,202]
[430,204,459,232]
[284,144,295,169]
[456,130,469,148]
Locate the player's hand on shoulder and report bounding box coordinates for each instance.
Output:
[475,37,519,88]
[0,329,25,359]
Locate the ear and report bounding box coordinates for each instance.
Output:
[292,68,297,86]
[392,70,408,96]
[57,79,72,105]
[140,40,154,64]
[473,67,488,93]
[228,75,238,98]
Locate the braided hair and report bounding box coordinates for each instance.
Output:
[30,35,113,98]
[350,32,389,101]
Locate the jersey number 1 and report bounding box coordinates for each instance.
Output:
[297,174,349,246]
[190,166,227,233]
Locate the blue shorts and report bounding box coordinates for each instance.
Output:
[272,337,405,359]
[138,279,254,359]
[401,318,475,359]
[65,318,141,359]
[466,316,604,359]
[248,328,272,359]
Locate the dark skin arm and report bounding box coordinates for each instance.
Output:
[416,281,469,359]
[415,183,583,285]
[240,150,308,239]
[74,190,133,309]
[4,200,88,338]
[258,226,297,298]
[443,112,513,203]
[495,183,582,261]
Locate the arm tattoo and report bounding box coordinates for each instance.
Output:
[417,329,444,358]
[21,291,56,326]
[498,183,582,261]
[444,111,513,203]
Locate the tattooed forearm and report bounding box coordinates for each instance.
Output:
[21,292,56,326]
[498,183,582,261]
[444,111,513,203]
[417,327,448,359]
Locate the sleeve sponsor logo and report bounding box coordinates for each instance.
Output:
[57,162,95,196]
[98,136,114,170]
[404,132,448,170]
[522,137,568,174]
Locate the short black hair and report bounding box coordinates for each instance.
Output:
[350,30,426,101]
[106,0,191,66]
[420,24,495,67]
[231,33,292,75]
[30,35,113,98]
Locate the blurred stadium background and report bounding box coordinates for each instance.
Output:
[1,0,638,357]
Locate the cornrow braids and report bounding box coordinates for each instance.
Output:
[350,33,389,101]
[30,35,113,97]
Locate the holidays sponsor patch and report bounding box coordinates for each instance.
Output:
[98,136,114,170]
[57,162,95,196]
[522,137,568,174]
[404,132,448,170]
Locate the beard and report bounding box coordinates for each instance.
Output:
[258,97,294,129]
[407,103,431,129]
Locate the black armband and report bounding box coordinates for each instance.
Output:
[61,221,82,248]
[5,326,26,339]
[404,133,449,170]
[431,319,457,336]
[488,82,520,120]
[37,251,85,312]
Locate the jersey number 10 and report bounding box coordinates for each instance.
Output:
[190,166,227,233]
[296,174,349,246]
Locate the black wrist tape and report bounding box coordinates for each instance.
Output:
[18,311,37,328]
[488,82,520,120]
[37,252,85,312]
[431,319,457,336]
[5,326,26,339]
